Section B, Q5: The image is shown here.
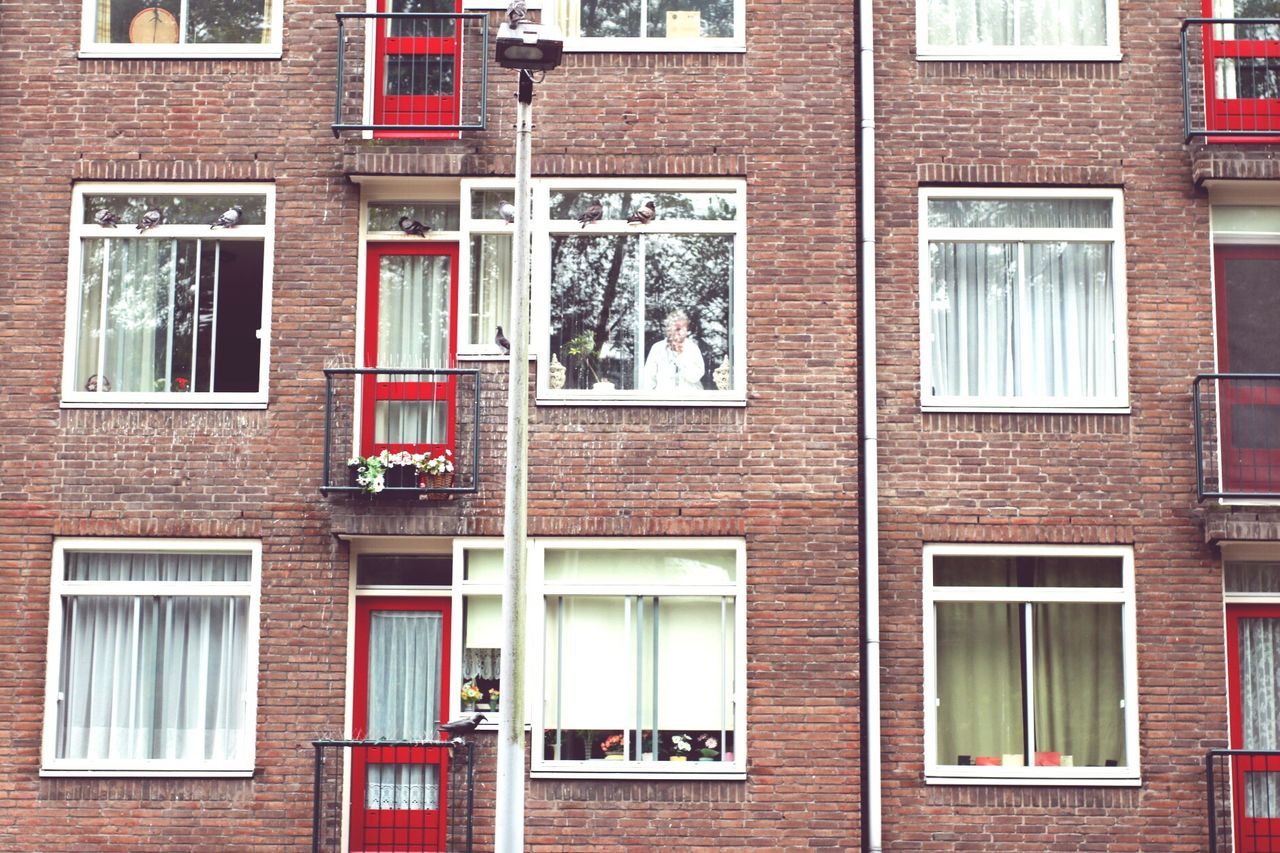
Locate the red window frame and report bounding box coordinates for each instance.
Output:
[351,596,453,852]
[1214,244,1280,494]
[362,242,460,458]
[373,0,463,139]
[1202,1,1280,141]
[1226,604,1280,852]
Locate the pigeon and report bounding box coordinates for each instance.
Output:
[577,200,603,228]
[439,713,486,737]
[136,208,163,232]
[497,200,516,224]
[93,208,120,228]
[495,326,511,354]
[399,215,430,237]
[507,0,527,27]
[211,205,243,229]
[627,200,656,226]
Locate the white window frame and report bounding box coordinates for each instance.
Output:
[41,538,262,777]
[533,177,748,406]
[548,0,745,53]
[915,0,1120,61]
[922,543,1139,785]
[78,0,284,59]
[529,537,747,780]
[459,178,518,358]
[62,182,275,409]
[919,186,1129,413]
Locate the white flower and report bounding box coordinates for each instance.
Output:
[347,456,361,466]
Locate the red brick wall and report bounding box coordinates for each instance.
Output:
[0,2,860,850]
[874,2,1230,851]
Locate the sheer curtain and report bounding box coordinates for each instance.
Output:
[365,611,443,811]
[930,240,1115,400]
[926,0,1107,47]
[1240,617,1280,815]
[77,239,173,394]
[469,234,511,348]
[378,255,451,371]
[56,552,250,763]
[936,602,1024,765]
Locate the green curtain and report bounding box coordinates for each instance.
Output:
[936,602,1024,765]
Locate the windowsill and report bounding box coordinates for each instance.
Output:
[61,398,268,410]
[562,37,745,54]
[531,765,746,781]
[78,46,282,61]
[926,773,1140,787]
[915,49,1122,62]
[922,403,1130,415]
[537,390,746,407]
[41,768,255,778]
[1213,497,1280,507]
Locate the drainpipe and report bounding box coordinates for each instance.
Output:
[856,0,882,848]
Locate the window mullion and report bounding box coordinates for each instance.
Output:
[1023,601,1035,766]
[192,242,202,391]
[651,595,660,760]
[635,234,647,384]
[96,240,111,392]
[166,239,177,391]
[720,595,728,756]
[179,0,191,44]
[553,595,564,761]
[209,241,220,393]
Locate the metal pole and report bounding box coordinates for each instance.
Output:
[495,68,534,853]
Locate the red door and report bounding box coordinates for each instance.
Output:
[373,0,462,138]
[362,243,459,458]
[1214,245,1280,493]
[1227,605,1280,851]
[351,596,452,852]
[1202,2,1280,139]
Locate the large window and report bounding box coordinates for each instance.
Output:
[80,0,283,57]
[549,0,743,50]
[918,0,1119,59]
[42,539,261,775]
[536,180,746,404]
[920,188,1127,411]
[924,545,1138,783]
[63,183,274,408]
[533,540,745,777]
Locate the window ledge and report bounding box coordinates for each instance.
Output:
[60,400,269,411]
[41,768,255,778]
[532,768,746,781]
[915,49,1122,62]
[78,48,282,61]
[926,774,1140,787]
[922,404,1131,415]
[537,392,746,407]
[562,38,745,54]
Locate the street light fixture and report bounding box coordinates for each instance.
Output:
[494,10,561,853]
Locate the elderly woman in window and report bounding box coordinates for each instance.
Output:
[642,309,705,392]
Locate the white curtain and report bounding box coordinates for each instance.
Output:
[1240,617,1280,816]
[377,255,450,371]
[929,240,1115,400]
[469,234,511,348]
[926,0,1107,47]
[364,611,443,811]
[56,552,250,762]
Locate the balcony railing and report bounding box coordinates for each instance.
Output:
[312,739,476,853]
[334,12,489,137]
[1194,374,1280,500]
[1183,18,1280,141]
[1208,749,1280,852]
[322,367,481,497]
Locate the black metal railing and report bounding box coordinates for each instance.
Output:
[1194,374,1280,499]
[334,12,488,136]
[1183,18,1280,141]
[322,367,481,497]
[312,739,476,853]
[1208,749,1280,852]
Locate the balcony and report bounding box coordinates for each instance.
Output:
[312,738,477,853]
[1207,749,1280,852]
[322,367,482,497]
[1183,18,1280,142]
[1194,374,1280,500]
[334,12,489,137]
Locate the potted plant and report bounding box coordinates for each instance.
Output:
[487,687,500,712]
[669,733,692,762]
[460,681,482,712]
[697,734,719,761]
[347,450,418,493]
[600,732,626,760]
[566,332,614,391]
[416,449,456,489]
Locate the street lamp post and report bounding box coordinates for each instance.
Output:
[494,14,562,852]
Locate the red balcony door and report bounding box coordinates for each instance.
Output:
[351,596,453,852]
[362,243,459,458]
[373,0,462,138]
[1228,605,1280,851]
[1202,1,1280,137]
[1215,245,1280,492]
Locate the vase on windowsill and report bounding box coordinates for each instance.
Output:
[592,380,615,391]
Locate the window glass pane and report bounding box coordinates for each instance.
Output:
[544,596,629,731]
[82,195,267,227]
[544,549,736,584]
[464,549,503,582]
[925,0,1106,47]
[388,0,458,37]
[368,203,460,232]
[926,0,1014,47]
[642,234,733,392]
[383,55,456,96]
[91,0,275,45]
[645,0,735,37]
[463,595,501,706]
[65,551,251,582]
[375,400,449,445]
[356,554,452,586]
[56,595,249,761]
[469,234,511,346]
[1226,561,1280,593]
[935,602,1025,767]
[469,190,513,221]
[377,254,451,370]
[187,0,272,44]
[577,0,641,37]
[547,190,737,221]
[366,611,443,739]
[1017,0,1106,46]
[550,235,640,390]
[927,198,1112,229]
[1032,602,1126,767]
[933,555,1122,588]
